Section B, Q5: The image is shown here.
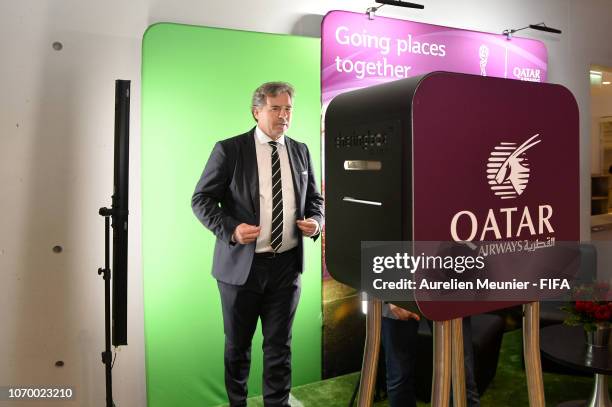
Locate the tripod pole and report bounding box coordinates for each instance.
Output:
[98,208,114,407]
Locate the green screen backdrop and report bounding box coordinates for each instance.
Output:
[142,23,322,407]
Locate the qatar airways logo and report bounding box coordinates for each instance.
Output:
[450,134,554,243]
[512,67,542,82]
[487,134,541,200]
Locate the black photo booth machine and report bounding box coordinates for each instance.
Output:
[324,72,580,406]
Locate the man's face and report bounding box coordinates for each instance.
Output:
[253,92,292,140]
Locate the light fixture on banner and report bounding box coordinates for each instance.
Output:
[366,0,424,20]
[503,22,562,40]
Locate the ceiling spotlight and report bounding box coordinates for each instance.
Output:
[503,22,562,40]
[367,0,425,20]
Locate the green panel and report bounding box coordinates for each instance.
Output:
[142,23,322,407]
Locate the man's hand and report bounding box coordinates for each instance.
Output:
[389,304,420,321]
[296,218,318,237]
[232,223,261,244]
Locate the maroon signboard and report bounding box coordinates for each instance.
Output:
[412,72,579,320]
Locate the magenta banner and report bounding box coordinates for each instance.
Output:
[320,12,551,376]
[321,10,548,105]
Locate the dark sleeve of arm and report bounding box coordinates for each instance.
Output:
[191,142,240,244]
[303,144,325,241]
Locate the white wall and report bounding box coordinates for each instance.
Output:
[1,0,611,406]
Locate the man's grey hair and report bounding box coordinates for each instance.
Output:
[251,81,295,113]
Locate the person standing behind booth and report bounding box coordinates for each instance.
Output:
[382,304,481,407]
[192,82,324,407]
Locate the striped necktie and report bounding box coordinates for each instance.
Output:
[269,141,283,252]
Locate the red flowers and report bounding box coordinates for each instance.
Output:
[569,301,610,322]
[562,283,611,331]
[594,304,611,321]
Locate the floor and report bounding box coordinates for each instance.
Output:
[216,329,600,406]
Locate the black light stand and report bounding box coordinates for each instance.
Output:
[97,79,130,407]
[98,207,115,407]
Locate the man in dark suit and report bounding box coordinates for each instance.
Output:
[192,82,324,407]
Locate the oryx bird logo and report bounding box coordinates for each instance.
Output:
[487,134,541,199]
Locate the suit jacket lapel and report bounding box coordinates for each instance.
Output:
[242,129,260,224]
[285,137,302,217]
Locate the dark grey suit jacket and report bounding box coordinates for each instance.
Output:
[192,128,324,285]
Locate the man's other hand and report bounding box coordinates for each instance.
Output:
[389,303,421,321]
[232,224,261,244]
[296,218,318,237]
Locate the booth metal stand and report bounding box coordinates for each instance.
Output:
[356,301,547,407]
[357,298,382,407]
[450,318,466,407]
[524,302,546,407]
[432,320,453,406]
